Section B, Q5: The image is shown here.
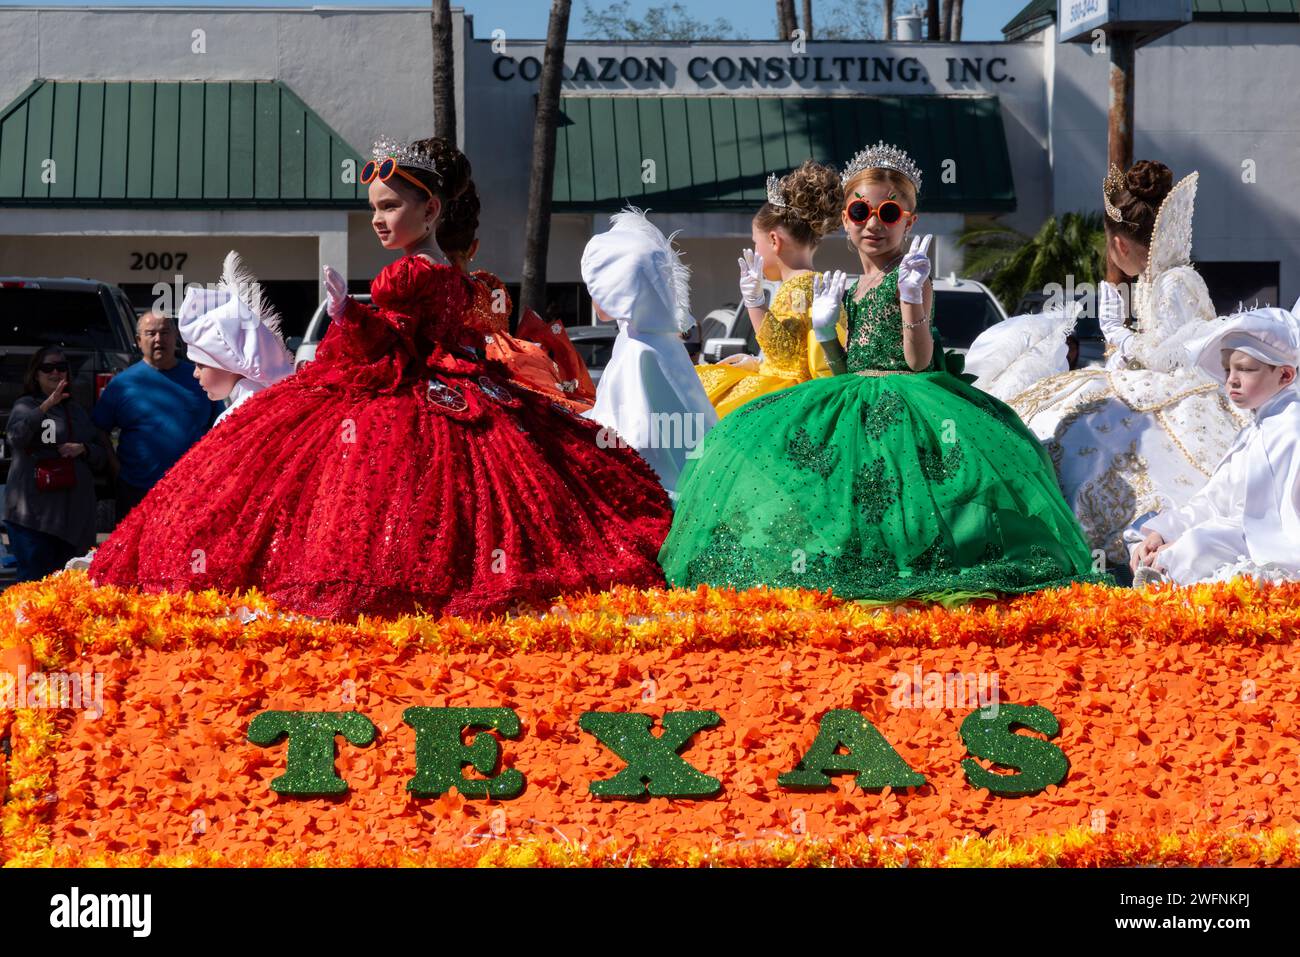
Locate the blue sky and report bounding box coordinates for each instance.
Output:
[0,0,1031,42]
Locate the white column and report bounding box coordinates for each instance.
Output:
[317,215,350,303]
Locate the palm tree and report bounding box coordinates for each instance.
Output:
[777,0,797,38]
[956,212,1108,311]
[883,0,894,39]
[952,0,963,39]
[519,0,572,318]
[802,0,814,38]
[431,0,456,141]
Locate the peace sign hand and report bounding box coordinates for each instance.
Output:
[897,233,933,305]
[738,248,766,307]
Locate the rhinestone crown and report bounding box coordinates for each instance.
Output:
[840,140,922,195]
[371,136,443,181]
[765,172,788,208]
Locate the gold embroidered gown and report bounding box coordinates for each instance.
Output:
[1005,173,1249,564]
[695,272,847,417]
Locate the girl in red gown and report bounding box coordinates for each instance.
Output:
[88,137,672,621]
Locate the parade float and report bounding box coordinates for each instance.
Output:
[2,571,1298,867]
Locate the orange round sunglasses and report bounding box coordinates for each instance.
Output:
[361,156,435,199]
[845,197,911,226]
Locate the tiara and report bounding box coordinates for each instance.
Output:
[840,140,922,194]
[371,136,443,181]
[1102,163,1136,225]
[765,172,788,208]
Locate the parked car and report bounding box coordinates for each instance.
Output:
[567,324,620,386]
[288,295,371,370]
[0,277,142,531]
[929,274,1008,353]
[696,279,781,363]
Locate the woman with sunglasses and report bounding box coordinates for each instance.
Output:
[4,347,108,581]
[89,136,673,622]
[660,142,1104,603]
[695,160,848,418]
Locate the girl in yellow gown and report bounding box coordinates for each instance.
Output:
[696,161,848,417]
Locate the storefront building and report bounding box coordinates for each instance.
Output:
[0,3,1296,331]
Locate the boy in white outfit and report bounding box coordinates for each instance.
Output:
[178,251,295,426]
[1129,306,1300,585]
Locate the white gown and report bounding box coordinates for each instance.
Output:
[1003,173,1249,563]
[580,208,718,500]
[1132,387,1300,584]
[965,307,1078,401]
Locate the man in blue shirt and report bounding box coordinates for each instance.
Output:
[92,311,224,522]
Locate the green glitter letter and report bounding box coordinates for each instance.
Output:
[959,703,1069,796]
[246,710,376,796]
[778,709,926,790]
[580,711,721,798]
[403,707,525,799]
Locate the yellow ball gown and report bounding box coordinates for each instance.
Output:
[696,272,847,418]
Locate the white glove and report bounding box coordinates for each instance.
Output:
[1098,280,1133,356]
[323,265,348,320]
[811,270,848,343]
[738,249,766,308]
[897,234,933,305]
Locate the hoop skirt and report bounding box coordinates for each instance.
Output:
[659,269,1107,603]
[88,255,673,621]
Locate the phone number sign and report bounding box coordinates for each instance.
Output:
[1058,0,1192,44]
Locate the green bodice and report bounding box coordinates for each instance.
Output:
[844,268,939,373]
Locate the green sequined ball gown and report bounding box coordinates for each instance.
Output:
[658,268,1107,603]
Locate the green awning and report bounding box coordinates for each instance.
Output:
[551,94,1016,214]
[0,80,367,207]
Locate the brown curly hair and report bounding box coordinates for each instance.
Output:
[436,176,480,256]
[1104,159,1173,247]
[389,136,471,205]
[754,160,845,247]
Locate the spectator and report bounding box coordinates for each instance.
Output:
[91,310,223,521]
[4,347,108,581]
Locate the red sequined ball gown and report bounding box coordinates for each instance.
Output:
[89,255,673,620]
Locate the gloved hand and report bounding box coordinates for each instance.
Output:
[738,249,766,308]
[1098,280,1133,356]
[811,270,848,343]
[323,265,348,320]
[897,234,933,305]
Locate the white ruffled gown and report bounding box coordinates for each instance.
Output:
[977,173,1249,563]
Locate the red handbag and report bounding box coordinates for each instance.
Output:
[35,456,76,492]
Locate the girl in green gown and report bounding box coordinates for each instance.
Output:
[658,142,1108,603]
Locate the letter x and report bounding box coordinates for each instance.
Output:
[579,711,721,798]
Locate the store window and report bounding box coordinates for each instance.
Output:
[1195,261,1281,314]
[501,282,594,330]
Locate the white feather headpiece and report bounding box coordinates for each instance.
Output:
[221,250,284,341]
[605,205,694,335]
